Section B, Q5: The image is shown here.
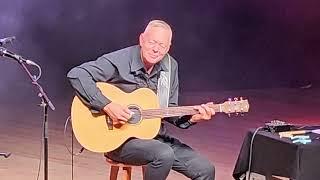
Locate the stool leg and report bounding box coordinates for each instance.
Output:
[142,166,146,180]
[123,167,132,180]
[110,165,119,180]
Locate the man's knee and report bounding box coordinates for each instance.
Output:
[198,162,215,179]
[151,144,175,167]
[190,158,215,180]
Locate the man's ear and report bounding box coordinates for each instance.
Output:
[166,43,171,53]
[139,33,144,46]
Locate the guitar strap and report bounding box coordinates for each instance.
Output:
[157,54,171,108]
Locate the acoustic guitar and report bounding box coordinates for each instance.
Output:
[71,83,250,153]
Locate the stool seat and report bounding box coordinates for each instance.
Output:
[106,157,146,180]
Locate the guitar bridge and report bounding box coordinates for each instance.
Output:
[106,116,113,130]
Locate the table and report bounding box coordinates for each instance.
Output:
[233,128,320,180]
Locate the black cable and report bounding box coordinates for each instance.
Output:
[63,116,85,180]
[63,116,84,156]
[247,127,264,180]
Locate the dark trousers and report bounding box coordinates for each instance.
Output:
[107,136,215,180]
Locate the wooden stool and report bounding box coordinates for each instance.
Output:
[106,157,146,180]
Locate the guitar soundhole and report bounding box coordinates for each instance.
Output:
[127,105,142,124]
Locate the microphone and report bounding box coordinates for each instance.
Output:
[0,36,16,46]
[0,47,37,66]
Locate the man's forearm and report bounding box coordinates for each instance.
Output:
[67,67,111,111]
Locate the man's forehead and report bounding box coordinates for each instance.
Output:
[144,27,171,42]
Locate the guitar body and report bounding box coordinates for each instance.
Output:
[71,83,161,153]
[71,83,250,153]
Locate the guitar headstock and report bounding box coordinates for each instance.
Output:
[220,97,250,116]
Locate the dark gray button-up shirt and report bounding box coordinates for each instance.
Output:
[67,45,194,138]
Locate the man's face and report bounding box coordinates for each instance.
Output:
[139,27,171,65]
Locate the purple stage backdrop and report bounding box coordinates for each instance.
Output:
[0,0,319,103]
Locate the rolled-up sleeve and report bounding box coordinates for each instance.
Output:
[67,56,116,111]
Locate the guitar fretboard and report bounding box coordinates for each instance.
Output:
[141,105,221,119]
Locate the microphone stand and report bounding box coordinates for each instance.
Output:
[0,47,55,180]
[21,62,55,180]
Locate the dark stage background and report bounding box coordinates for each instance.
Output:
[1,0,319,104]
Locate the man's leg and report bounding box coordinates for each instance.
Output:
[168,138,215,180]
[107,138,175,180]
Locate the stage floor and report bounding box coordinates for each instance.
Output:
[1,87,319,180]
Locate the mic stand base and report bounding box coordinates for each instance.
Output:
[0,152,12,158]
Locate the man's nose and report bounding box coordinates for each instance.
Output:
[152,47,159,53]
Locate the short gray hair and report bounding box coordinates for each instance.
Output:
[144,20,172,41]
[145,20,172,32]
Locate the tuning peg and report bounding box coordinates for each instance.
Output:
[228,113,231,117]
[228,98,232,102]
[240,97,243,100]
[234,97,238,101]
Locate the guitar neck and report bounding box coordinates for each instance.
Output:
[141,104,222,119]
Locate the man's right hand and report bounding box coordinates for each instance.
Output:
[103,102,133,125]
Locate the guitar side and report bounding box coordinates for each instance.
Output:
[71,83,161,153]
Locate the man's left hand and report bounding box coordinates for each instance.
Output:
[190,102,215,123]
